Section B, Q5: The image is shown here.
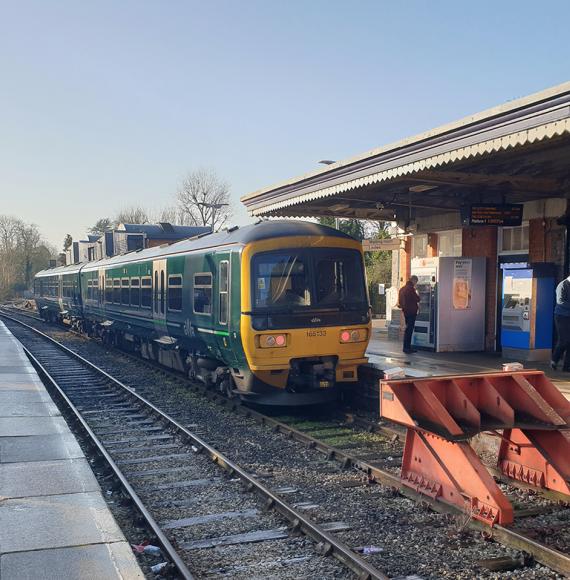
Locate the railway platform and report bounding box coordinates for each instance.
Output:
[0,321,143,580]
[368,322,570,398]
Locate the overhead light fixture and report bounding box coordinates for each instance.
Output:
[330,203,350,212]
[409,184,438,193]
[318,160,336,165]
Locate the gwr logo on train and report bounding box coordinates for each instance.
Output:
[33,221,371,406]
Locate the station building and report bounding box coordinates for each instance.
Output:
[241,82,570,356]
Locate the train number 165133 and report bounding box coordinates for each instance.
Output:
[306,330,327,338]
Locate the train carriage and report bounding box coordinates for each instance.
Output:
[34,263,83,324]
[35,221,371,405]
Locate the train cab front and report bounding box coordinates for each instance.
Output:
[238,238,371,406]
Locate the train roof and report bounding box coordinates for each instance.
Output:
[35,261,86,278]
[79,220,356,271]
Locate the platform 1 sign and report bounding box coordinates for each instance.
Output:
[467,204,523,227]
[362,238,402,252]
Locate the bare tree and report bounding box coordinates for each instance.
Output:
[17,223,42,288]
[89,217,113,235]
[0,215,54,298]
[0,215,22,293]
[115,205,151,225]
[63,234,73,253]
[176,168,231,231]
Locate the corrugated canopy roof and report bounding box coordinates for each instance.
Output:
[242,82,570,222]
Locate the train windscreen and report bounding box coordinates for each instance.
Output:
[252,249,366,311]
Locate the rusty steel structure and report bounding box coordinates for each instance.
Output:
[380,371,570,526]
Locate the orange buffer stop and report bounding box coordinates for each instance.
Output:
[380,371,570,526]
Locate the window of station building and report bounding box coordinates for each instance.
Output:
[141,277,152,308]
[438,230,462,257]
[130,278,140,307]
[113,278,121,304]
[193,273,212,314]
[411,234,428,259]
[499,224,529,254]
[219,261,229,325]
[168,275,183,312]
[121,278,129,305]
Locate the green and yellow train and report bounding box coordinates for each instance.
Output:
[34,221,371,405]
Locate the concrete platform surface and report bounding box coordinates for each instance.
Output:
[368,331,570,397]
[0,432,84,463]
[0,321,144,579]
[1,543,143,580]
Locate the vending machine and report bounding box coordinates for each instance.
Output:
[500,262,555,361]
[411,256,487,352]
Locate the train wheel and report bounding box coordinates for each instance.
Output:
[220,376,235,399]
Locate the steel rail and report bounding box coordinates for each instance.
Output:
[21,346,195,580]
[7,308,570,575]
[1,312,389,580]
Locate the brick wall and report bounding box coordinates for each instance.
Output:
[462,227,498,351]
[529,217,565,280]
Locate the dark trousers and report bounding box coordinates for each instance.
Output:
[403,313,417,352]
[553,314,570,370]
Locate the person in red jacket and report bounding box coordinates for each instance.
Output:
[398,275,420,354]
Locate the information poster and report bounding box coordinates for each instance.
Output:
[453,258,472,310]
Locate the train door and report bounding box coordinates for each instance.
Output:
[152,259,167,326]
[215,253,234,359]
[99,270,105,310]
[58,274,63,310]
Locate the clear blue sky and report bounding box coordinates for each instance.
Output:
[0,0,569,249]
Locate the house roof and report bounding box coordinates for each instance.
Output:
[117,223,211,240]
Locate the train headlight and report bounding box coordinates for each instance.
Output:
[339,328,368,343]
[259,334,288,348]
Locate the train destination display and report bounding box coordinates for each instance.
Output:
[467,204,523,226]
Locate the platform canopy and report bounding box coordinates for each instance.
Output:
[241,82,570,225]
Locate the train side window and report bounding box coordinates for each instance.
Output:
[87,279,92,301]
[130,278,140,307]
[160,271,165,314]
[168,275,182,311]
[141,277,152,308]
[121,278,129,305]
[113,279,121,304]
[93,279,99,302]
[193,273,212,314]
[105,278,112,303]
[218,261,229,325]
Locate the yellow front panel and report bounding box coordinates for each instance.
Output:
[240,235,370,388]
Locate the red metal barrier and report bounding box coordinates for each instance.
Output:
[380,371,570,525]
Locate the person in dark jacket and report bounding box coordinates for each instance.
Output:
[398,275,420,354]
[551,276,570,371]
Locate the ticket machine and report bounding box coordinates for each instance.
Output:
[411,257,486,352]
[500,262,555,361]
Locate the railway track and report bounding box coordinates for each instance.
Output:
[2,308,570,578]
[2,313,386,580]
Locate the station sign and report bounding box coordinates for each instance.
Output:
[466,204,523,227]
[362,238,402,252]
